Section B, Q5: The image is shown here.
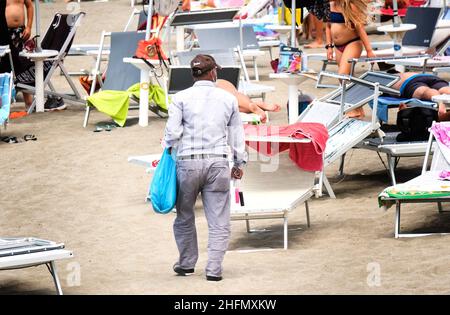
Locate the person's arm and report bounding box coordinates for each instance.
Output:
[163,95,183,149]
[23,0,34,41]
[325,22,334,60]
[228,98,247,177]
[355,23,375,58]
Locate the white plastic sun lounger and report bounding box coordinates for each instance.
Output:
[0,238,73,295]
[379,121,450,238]
[129,136,315,250]
[230,148,315,250]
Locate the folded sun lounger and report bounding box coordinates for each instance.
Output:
[0,237,73,295]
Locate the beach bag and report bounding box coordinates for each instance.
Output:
[154,0,179,17]
[150,148,177,214]
[135,37,168,61]
[396,106,438,142]
[277,45,302,73]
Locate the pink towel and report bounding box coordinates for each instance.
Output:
[244,122,329,171]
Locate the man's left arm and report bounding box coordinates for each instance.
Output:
[23,0,34,41]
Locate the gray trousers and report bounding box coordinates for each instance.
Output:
[174,158,230,277]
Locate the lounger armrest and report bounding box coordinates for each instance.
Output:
[348,54,433,64]
[245,135,312,143]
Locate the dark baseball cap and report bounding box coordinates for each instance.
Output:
[190,54,222,77]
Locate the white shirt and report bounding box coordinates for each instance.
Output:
[164,80,247,167]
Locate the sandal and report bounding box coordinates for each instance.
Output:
[1,136,19,143]
[23,134,37,141]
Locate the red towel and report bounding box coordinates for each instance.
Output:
[244,122,328,172]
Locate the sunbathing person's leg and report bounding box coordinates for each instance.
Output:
[215,79,280,123]
[439,86,450,95]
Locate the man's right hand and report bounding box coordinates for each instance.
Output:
[23,27,31,41]
[231,166,243,180]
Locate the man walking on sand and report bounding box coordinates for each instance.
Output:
[164,54,247,282]
[6,0,34,109]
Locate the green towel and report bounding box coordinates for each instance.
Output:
[127,83,170,111]
[86,84,169,127]
[87,90,130,127]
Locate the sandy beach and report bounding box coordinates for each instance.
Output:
[1,0,450,295]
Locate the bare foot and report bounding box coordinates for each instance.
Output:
[304,41,324,49]
[253,102,281,112]
[398,103,407,111]
[346,107,366,119]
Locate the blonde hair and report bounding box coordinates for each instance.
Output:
[336,0,369,29]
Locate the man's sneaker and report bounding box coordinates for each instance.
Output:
[206,275,222,282]
[173,263,194,276]
[44,97,67,111]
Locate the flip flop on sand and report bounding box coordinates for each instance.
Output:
[23,134,37,141]
[1,136,19,144]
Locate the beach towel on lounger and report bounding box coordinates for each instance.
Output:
[244,122,328,171]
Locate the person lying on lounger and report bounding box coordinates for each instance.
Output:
[390,72,450,120]
[215,79,281,123]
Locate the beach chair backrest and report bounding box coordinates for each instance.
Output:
[298,101,341,128]
[177,48,236,66]
[403,7,442,47]
[103,31,145,91]
[325,71,399,110]
[196,26,258,51]
[41,13,83,54]
[170,8,239,27]
[0,73,12,126]
[167,65,240,94]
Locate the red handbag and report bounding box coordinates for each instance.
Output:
[134,37,168,61]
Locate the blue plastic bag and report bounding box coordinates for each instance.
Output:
[149,148,177,214]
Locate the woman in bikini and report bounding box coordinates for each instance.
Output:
[325,0,376,117]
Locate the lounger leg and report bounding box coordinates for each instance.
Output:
[245,219,251,233]
[438,202,443,213]
[338,154,346,177]
[387,155,397,186]
[83,106,91,128]
[322,174,336,199]
[305,201,310,228]
[283,216,288,250]
[395,202,401,239]
[253,57,259,82]
[47,261,63,295]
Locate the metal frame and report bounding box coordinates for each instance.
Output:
[230,198,312,250]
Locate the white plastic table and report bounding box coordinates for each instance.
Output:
[269,72,318,124]
[19,49,58,112]
[123,57,163,127]
[265,24,297,45]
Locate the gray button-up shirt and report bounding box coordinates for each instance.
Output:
[164,80,247,167]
